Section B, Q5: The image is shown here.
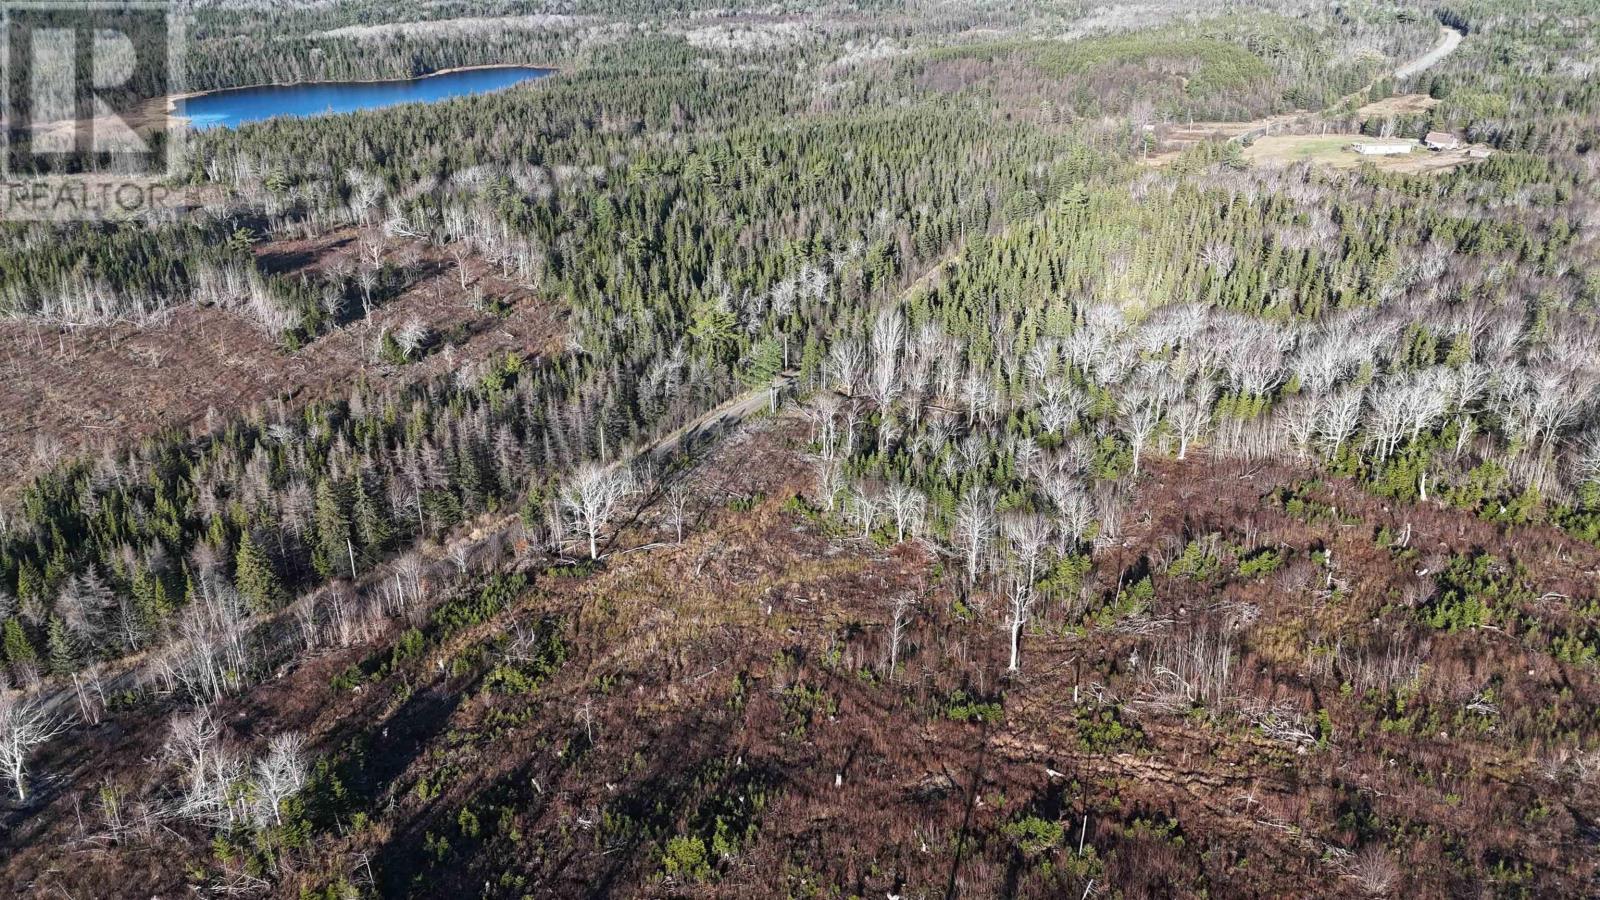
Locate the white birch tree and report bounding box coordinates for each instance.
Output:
[953,489,996,585]
[559,463,636,560]
[0,692,68,801]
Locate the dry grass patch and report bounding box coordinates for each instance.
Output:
[1243,133,1484,173]
[1356,92,1440,118]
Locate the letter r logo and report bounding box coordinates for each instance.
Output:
[3,1,183,178]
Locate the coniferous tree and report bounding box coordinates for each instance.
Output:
[2,619,37,674]
[235,531,285,614]
[45,616,75,676]
[312,481,353,580]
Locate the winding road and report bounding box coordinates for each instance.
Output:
[1146,23,1467,162]
[1394,26,1465,81]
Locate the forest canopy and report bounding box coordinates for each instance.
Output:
[1,0,1598,897]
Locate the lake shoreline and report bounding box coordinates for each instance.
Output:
[162,63,559,117]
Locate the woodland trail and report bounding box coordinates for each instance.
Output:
[1394,25,1465,81]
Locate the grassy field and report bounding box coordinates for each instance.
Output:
[1357,92,1440,117]
[1243,132,1478,173]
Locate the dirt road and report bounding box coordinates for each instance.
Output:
[20,372,796,724]
[1145,23,1467,164]
[1395,26,1464,81]
[633,374,795,465]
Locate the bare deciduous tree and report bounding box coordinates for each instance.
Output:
[0,692,68,801]
[664,482,692,544]
[165,706,223,819]
[1574,432,1600,488]
[395,318,430,359]
[867,308,905,415]
[446,542,474,576]
[449,244,473,289]
[825,337,866,395]
[1279,395,1321,463]
[1318,386,1365,461]
[959,374,996,424]
[810,456,844,511]
[882,482,926,543]
[1002,512,1052,585]
[356,267,378,319]
[802,393,844,459]
[250,732,308,829]
[1171,391,1213,461]
[953,489,996,585]
[1005,576,1036,673]
[1345,845,1399,897]
[884,594,916,681]
[847,482,882,539]
[344,169,384,223]
[1120,394,1163,479]
[559,463,636,560]
[164,582,252,704]
[394,552,425,622]
[1038,389,1081,437]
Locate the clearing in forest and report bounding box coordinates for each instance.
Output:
[0,230,563,494]
[1241,133,1484,173]
[1356,92,1440,118]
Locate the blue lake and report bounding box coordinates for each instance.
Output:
[176,66,555,129]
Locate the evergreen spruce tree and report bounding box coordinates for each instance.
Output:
[353,475,393,559]
[235,531,286,613]
[2,618,38,672]
[313,479,353,579]
[131,565,173,638]
[46,615,75,675]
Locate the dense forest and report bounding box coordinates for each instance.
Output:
[2,0,1599,897]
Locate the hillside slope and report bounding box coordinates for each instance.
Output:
[5,416,1600,898]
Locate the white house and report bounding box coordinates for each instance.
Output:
[1424,131,1462,150]
[1351,142,1413,156]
